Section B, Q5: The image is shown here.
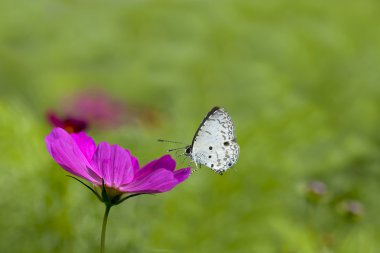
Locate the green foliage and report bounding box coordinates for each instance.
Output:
[1,0,380,252]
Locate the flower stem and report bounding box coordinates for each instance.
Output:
[100,205,111,253]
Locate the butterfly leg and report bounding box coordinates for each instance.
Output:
[174,149,184,158]
[180,155,189,167]
[211,168,223,175]
[190,161,201,174]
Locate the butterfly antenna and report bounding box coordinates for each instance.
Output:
[157,139,187,145]
[167,146,187,152]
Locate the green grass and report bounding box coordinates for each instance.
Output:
[1,0,380,252]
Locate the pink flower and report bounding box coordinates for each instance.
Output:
[47,112,88,133]
[47,88,162,132]
[64,89,126,129]
[45,128,190,202]
[62,88,161,129]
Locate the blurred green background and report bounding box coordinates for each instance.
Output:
[1,0,380,252]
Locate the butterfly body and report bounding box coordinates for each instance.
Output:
[184,106,239,175]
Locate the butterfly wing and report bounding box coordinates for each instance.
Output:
[191,107,239,174]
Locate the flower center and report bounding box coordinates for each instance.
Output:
[64,125,75,133]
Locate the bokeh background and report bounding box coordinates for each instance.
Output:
[1,0,380,252]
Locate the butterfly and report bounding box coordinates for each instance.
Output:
[160,106,239,175]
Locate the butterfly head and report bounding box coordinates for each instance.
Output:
[184,145,192,157]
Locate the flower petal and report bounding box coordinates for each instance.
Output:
[174,167,191,182]
[91,142,135,188]
[126,149,140,174]
[120,169,174,193]
[71,132,96,162]
[135,154,176,180]
[45,128,101,184]
[121,167,191,193]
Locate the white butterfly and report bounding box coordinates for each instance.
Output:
[180,106,240,175]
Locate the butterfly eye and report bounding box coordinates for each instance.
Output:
[185,147,191,154]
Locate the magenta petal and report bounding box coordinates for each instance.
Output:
[46,129,189,195]
[174,167,191,182]
[125,149,140,174]
[71,132,96,162]
[135,155,176,180]
[91,142,134,188]
[45,128,101,184]
[121,154,188,193]
[120,168,179,193]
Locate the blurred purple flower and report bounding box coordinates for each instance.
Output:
[58,88,161,130]
[64,89,125,129]
[307,181,327,196]
[45,127,190,199]
[47,112,88,133]
[339,200,364,219]
[305,180,327,203]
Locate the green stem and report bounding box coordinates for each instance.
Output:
[100,205,111,253]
